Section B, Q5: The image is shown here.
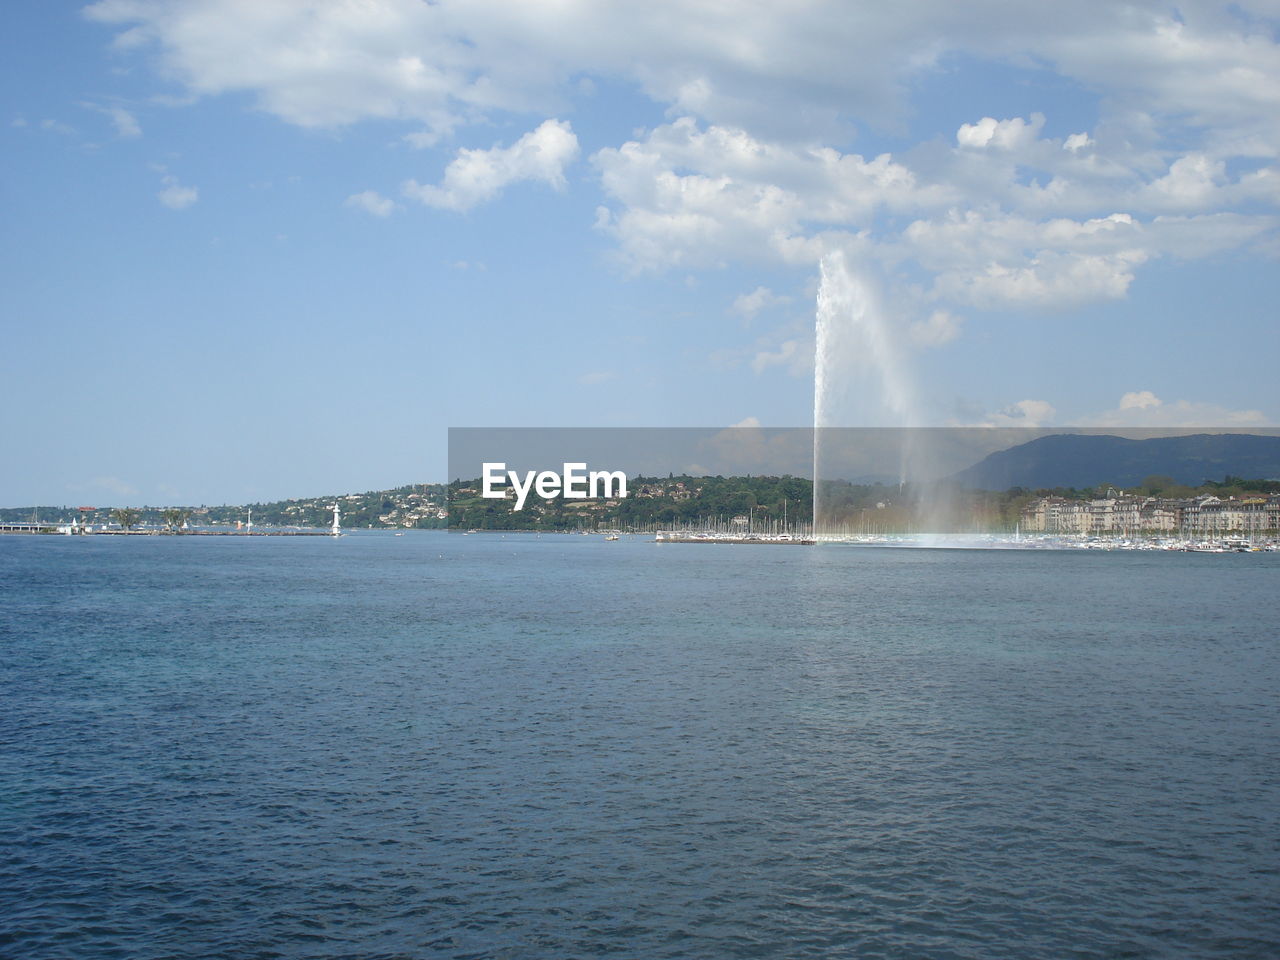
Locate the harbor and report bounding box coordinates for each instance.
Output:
[0,525,335,536]
[1,503,347,537]
[813,532,1280,552]
[655,530,815,545]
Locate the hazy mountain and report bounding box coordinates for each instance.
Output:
[949,433,1280,491]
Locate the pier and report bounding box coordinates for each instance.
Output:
[0,522,58,534]
[655,531,815,545]
[0,526,334,537]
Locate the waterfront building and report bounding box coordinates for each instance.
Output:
[1021,494,1280,536]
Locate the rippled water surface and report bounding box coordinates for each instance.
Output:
[2,532,1278,958]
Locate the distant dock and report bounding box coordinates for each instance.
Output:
[112,530,334,537]
[0,522,59,535]
[655,531,815,545]
[0,524,334,537]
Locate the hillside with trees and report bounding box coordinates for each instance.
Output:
[4,471,1277,534]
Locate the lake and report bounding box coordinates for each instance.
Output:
[2,531,1277,958]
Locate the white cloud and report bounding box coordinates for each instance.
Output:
[1119,390,1162,410]
[984,399,1057,427]
[158,174,198,210]
[590,110,1278,318]
[593,117,938,272]
[40,117,75,135]
[1088,393,1270,427]
[1064,132,1092,152]
[909,309,962,347]
[404,119,579,212]
[730,416,761,428]
[345,189,396,217]
[730,285,789,319]
[1142,153,1226,211]
[578,370,615,385]
[111,106,141,137]
[957,392,1273,429]
[711,315,814,378]
[88,0,474,133]
[956,113,1045,150]
[893,209,1261,308]
[84,0,1280,362]
[940,250,1149,309]
[92,104,141,138]
[82,1,1280,151]
[751,339,800,374]
[1138,213,1273,259]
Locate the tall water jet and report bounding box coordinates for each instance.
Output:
[813,250,933,538]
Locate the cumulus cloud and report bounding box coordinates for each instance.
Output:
[709,318,815,378]
[731,286,789,319]
[1063,132,1092,152]
[956,392,1273,429]
[909,310,962,347]
[84,102,141,137]
[751,339,801,374]
[983,399,1057,427]
[345,189,396,217]
[84,0,1280,401]
[1119,390,1162,410]
[87,0,476,134]
[404,119,579,212]
[82,1,1280,153]
[86,4,1280,223]
[589,109,1278,320]
[40,117,75,135]
[940,250,1149,309]
[1088,392,1270,427]
[157,174,198,210]
[593,117,940,271]
[956,113,1045,150]
[105,105,140,137]
[1142,153,1227,211]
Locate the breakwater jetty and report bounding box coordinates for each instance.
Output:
[0,524,333,537]
[655,531,815,545]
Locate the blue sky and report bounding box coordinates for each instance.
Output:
[3,1,1277,506]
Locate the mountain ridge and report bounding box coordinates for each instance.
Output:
[949,432,1280,491]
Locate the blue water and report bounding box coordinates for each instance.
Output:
[2,532,1278,958]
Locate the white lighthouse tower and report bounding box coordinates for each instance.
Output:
[331,502,342,537]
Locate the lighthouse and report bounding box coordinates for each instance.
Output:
[331,502,341,537]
